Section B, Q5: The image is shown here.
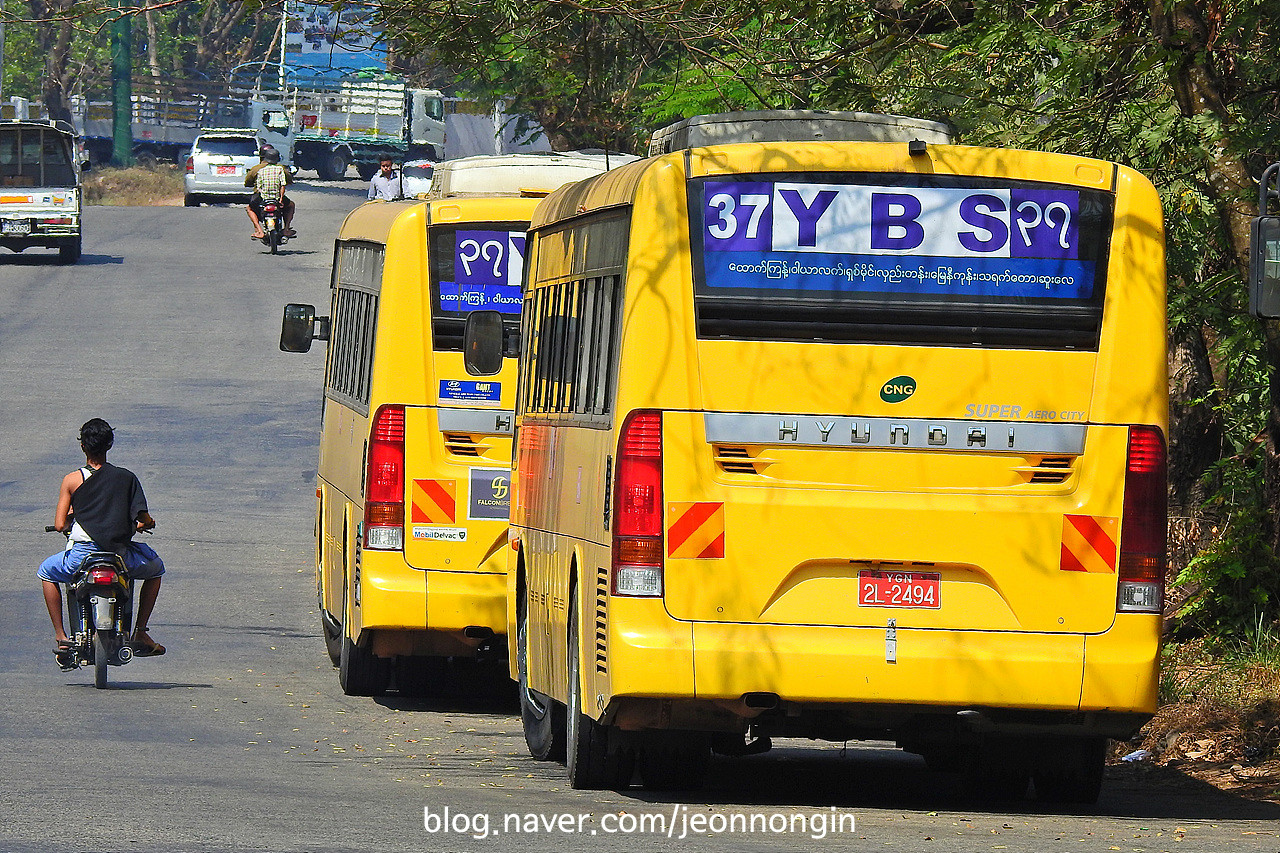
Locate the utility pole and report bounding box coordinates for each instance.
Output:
[111,0,133,166]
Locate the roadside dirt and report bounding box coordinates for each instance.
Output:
[1114,700,1280,802]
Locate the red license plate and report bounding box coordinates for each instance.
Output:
[858,570,941,609]
[216,165,237,175]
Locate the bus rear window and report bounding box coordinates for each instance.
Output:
[689,173,1114,349]
[428,224,525,351]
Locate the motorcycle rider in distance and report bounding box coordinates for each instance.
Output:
[245,146,296,239]
[39,419,166,668]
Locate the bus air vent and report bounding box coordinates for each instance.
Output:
[595,565,609,674]
[714,445,762,475]
[443,433,483,457]
[1020,456,1074,484]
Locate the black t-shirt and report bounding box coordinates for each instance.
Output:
[70,463,147,551]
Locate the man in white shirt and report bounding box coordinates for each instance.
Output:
[368,157,399,200]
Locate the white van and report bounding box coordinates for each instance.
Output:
[0,119,84,263]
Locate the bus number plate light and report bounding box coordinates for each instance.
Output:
[858,570,940,609]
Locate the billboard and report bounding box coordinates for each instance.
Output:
[284,2,386,71]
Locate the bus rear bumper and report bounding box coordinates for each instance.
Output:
[602,608,1158,740]
[358,559,507,658]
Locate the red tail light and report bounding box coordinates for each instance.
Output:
[185,156,193,173]
[89,568,117,584]
[364,405,405,550]
[612,410,663,596]
[1117,425,1166,613]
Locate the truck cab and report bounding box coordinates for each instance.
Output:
[0,119,84,263]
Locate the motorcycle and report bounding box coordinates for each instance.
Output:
[260,198,289,254]
[46,526,136,688]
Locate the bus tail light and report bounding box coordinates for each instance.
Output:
[364,405,405,551]
[1117,425,1166,613]
[612,410,663,596]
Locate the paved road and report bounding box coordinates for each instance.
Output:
[0,181,1277,853]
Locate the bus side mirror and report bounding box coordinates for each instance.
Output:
[280,303,330,352]
[464,310,505,376]
[1250,216,1280,319]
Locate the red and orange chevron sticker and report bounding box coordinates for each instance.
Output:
[412,479,457,524]
[667,502,725,559]
[1060,514,1118,573]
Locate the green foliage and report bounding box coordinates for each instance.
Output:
[2,1,280,101]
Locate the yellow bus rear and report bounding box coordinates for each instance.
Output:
[284,196,534,695]
[503,114,1167,801]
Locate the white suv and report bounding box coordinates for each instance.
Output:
[183,132,268,207]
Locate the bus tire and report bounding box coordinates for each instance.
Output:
[519,587,565,760]
[565,588,633,790]
[1032,737,1105,804]
[339,631,390,696]
[338,576,389,696]
[637,733,711,791]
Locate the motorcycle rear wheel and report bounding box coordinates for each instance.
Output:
[93,632,108,688]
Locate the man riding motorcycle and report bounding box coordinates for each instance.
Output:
[39,418,165,669]
[245,147,296,239]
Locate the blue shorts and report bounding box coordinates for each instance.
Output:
[38,541,165,584]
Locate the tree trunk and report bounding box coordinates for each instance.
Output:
[145,5,162,79]
[1168,323,1222,514]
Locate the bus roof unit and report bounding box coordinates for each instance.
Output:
[647,109,953,155]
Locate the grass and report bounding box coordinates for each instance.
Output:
[82,164,185,206]
[1133,623,1280,777]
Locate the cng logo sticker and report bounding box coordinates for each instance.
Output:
[880,376,917,403]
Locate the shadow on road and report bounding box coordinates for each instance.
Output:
[611,742,1280,821]
[0,253,123,266]
[67,680,214,691]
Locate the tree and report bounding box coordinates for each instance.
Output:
[384,0,1280,631]
[3,0,283,113]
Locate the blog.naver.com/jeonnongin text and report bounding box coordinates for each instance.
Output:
[424,804,856,841]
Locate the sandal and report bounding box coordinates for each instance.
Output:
[285,229,297,238]
[130,628,166,657]
[53,639,77,671]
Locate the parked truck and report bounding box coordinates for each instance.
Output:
[230,65,446,180]
[71,77,293,168]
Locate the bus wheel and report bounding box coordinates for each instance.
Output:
[637,732,711,791]
[337,579,390,696]
[566,589,633,790]
[339,631,389,696]
[1032,737,1105,804]
[519,592,565,760]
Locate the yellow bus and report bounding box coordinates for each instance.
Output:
[280,154,613,696]
[472,112,1167,801]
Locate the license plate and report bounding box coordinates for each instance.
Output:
[858,570,941,609]
[2,219,31,235]
[216,165,238,175]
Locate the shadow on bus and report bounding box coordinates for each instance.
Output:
[619,741,1280,821]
